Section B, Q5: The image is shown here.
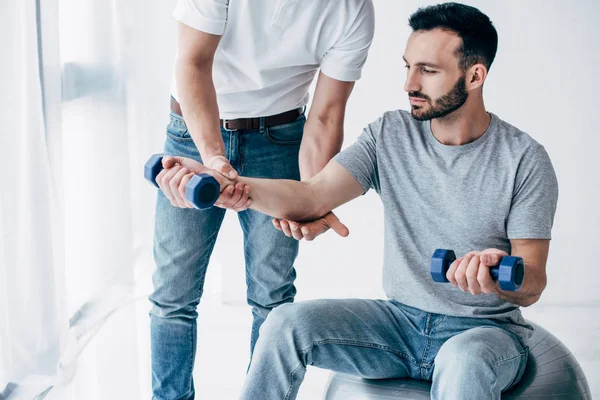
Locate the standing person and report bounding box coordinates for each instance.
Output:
[149,1,374,399]
[159,3,559,399]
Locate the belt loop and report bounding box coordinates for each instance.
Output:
[259,117,265,133]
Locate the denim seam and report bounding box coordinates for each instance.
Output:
[237,132,245,175]
[284,362,304,400]
[420,337,432,380]
[187,320,195,396]
[420,314,435,378]
[493,350,526,391]
[494,349,527,365]
[227,131,233,161]
[299,339,419,366]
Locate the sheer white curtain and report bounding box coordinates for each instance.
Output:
[0,1,175,399]
[0,1,67,398]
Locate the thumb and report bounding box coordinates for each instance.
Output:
[326,213,350,237]
[211,157,238,179]
[162,156,179,169]
[482,254,500,266]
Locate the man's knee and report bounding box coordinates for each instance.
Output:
[435,333,495,374]
[260,301,321,343]
[149,289,199,320]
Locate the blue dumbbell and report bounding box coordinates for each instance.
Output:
[144,153,220,210]
[430,249,524,291]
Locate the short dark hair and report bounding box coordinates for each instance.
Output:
[408,2,498,72]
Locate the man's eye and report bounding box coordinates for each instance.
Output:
[404,65,410,69]
[423,68,436,74]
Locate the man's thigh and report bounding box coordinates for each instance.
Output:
[263,298,429,379]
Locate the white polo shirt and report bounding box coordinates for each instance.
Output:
[171,0,375,119]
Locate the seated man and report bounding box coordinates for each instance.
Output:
[156,3,558,399]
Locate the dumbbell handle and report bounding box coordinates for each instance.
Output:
[144,153,220,210]
[431,249,524,291]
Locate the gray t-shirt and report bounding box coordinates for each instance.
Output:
[334,110,558,340]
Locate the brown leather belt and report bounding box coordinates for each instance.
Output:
[170,97,303,131]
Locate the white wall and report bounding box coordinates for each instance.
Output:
[210,0,600,308]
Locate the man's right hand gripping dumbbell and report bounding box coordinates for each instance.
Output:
[145,154,252,211]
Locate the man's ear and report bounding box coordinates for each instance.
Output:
[466,63,487,90]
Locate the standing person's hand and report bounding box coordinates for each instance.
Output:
[272,212,349,241]
[205,155,238,179]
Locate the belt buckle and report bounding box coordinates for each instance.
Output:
[222,119,238,131]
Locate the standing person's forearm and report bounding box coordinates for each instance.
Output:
[176,60,224,160]
[299,118,344,179]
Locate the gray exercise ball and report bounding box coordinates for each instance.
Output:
[324,321,591,399]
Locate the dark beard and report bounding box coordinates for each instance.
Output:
[410,76,468,121]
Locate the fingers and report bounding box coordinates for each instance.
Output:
[231,185,252,212]
[287,221,305,240]
[179,171,196,208]
[214,182,251,211]
[164,155,235,189]
[300,219,330,241]
[279,220,294,238]
[170,167,192,208]
[275,219,305,241]
[479,253,501,294]
[272,213,351,241]
[214,184,235,207]
[157,165,185,207]
[157,156,250,211]
[446,249,507,295]
[481,253,502,266]
[449,253,480,293]
[224,182,249,210]
[276,219,329,241]
[465,255,482,295]
[446,257,462,286]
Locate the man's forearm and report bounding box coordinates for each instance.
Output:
[299,118,344,180]
[176,60,224,160]
[495,262,547,307]
[237,177,327,222]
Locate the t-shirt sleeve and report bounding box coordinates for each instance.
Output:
[320,0,375,82]
[333,116,380,193]
[173,0,229,35]
[506,145,559,239]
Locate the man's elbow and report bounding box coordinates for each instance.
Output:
[279,182,328,221]
[521,293,542,307]
[280,202,327,222]
[522,279,547,307]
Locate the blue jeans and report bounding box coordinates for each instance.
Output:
[150,110,305,400]
[241,299,528,400]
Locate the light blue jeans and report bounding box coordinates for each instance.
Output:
[149,109,305,400]
[242,299,529,400]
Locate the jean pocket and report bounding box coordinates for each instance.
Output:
[264,114,305,145]
[166,112,193,141]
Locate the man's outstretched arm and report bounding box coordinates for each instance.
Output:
[240,160,364,221]
[157,156,365,221]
